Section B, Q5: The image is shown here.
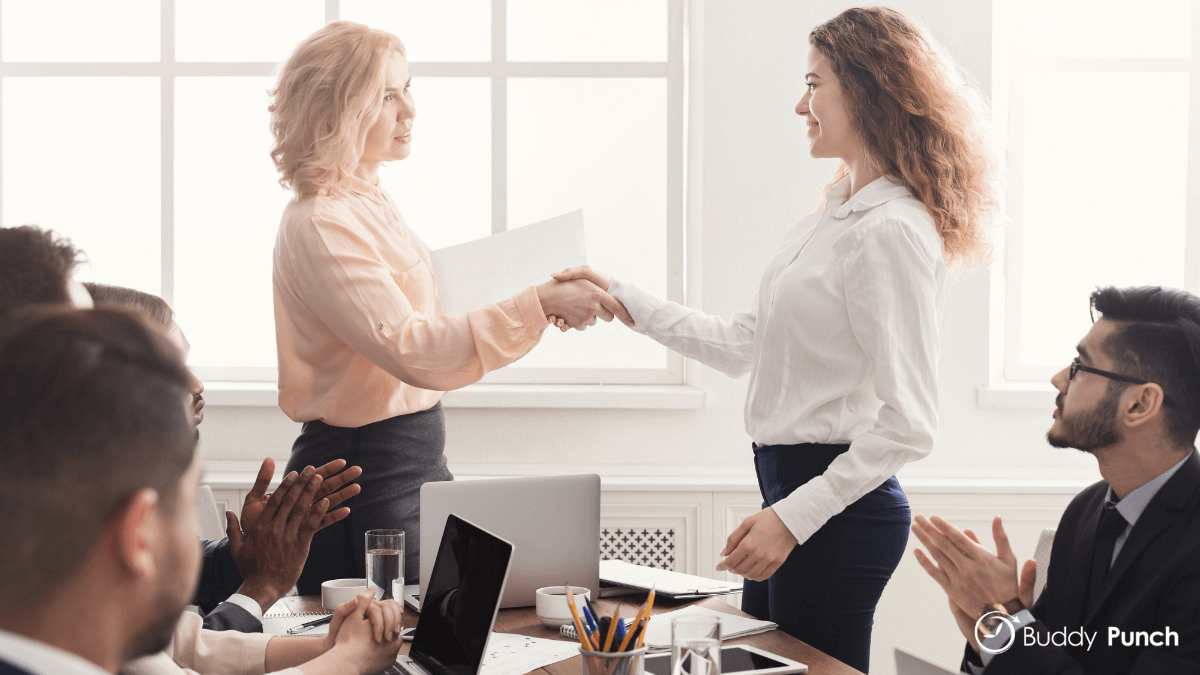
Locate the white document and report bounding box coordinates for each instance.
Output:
[640,606,776,652]
[431,211,586,316]
[480,632,579,675]
[600,560,741,596]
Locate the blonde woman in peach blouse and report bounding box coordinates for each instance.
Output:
[268,22,626,594]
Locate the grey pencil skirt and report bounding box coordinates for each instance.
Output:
[285,402,453,596]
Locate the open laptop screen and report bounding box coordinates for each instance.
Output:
[410,514,514,675]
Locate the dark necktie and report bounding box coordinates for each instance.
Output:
[1088,501,1127,613]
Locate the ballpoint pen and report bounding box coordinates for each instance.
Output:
[287,615,334,635]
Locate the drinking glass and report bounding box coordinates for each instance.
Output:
[365,529,404,601]
[671,615,721,675]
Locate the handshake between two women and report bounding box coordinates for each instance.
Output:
[535,265,630,332]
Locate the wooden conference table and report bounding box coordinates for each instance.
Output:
[282,594,864,675]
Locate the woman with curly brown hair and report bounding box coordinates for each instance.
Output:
[552,7,996,670]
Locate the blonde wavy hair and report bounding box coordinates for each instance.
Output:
[269,21,405,198]
[811,7,997,267]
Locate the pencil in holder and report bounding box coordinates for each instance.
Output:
[580,646,648,675]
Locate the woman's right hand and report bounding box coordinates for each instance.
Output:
[535,277,633,330]
[552,265,612,291]
[328,590,404,675]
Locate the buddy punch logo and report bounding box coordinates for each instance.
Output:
[974,610,1021,655]
[974,610,1180,655]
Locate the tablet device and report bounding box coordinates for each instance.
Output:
[644,645,807,675]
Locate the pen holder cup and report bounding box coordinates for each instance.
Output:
[580,647,647,675]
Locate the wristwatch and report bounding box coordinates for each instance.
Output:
[978,599,1025,634]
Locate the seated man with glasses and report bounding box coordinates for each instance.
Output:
[910,285,1200,674]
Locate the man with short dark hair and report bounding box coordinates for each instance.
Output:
[0,309,401,675]
[0,225,361,632]
[912,286,1200,674]
[0,308,207,674]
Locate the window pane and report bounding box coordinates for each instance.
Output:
[1017,72,1188,368]
[508,78,667,369]
[174,77,285,369]
[175,0,324,62]
[340,0,490,62]
[1,0,159,62]
[507,0,667,62]
[2,77,160,293]
[1005,0,1189,59]
[380,77,491,251]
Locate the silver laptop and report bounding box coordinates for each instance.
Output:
[384,513,514,675]
[411,474,600,610]
[894,648,960,675]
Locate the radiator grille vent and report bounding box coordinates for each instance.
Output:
[600,528,676,570]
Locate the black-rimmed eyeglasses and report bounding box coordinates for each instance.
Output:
[1069,357,1178,409]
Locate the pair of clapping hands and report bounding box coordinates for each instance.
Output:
[911,514,1039,653]
[536,266,633,332]
[225,457,363,612]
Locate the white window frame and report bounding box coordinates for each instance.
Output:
[0,0,706,407]
[980,0,1200,409]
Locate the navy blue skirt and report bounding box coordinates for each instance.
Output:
[742,443,910,674]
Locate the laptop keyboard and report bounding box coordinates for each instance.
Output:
[381,661,423,675]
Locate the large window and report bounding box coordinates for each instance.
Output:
[993,0,1199,383]
[0,0,686,387]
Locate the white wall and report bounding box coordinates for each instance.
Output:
[197,2,1105,673]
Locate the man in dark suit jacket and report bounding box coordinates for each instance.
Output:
[912,286,1200,674]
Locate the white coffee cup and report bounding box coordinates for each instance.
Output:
[322,578,374,611]
[534,586,591,627]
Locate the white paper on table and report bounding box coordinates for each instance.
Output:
[431,210,586,317]
[480,632,579,675]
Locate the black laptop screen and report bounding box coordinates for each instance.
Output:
[411,514,513,675]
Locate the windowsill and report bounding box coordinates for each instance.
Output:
[976,381,1057,410]
[203,381,706,410]
[201,460,1094,494]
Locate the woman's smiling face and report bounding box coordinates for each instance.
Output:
[795,46,858,162]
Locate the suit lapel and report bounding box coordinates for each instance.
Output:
[1084,451,1200,625]
[1061,490,1103,629]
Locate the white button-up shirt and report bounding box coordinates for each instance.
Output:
[0,630,111,675]
[609,176,945,544]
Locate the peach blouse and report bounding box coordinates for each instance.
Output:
[272,177,545,427]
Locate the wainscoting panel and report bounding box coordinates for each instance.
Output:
[599,491,712,575]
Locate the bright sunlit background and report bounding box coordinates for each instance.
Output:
[0,0,675,381]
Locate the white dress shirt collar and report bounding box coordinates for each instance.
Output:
[0,629,111,675]
[831,175,913,219]
[1105,448,1194,528]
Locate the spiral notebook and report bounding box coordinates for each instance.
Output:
[262,609,332,637]
[559,605,776,652]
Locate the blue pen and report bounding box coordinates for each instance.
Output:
[615,618,627,644]
[582,606,599,634]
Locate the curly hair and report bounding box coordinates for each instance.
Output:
[0,226,82,316]
[810,7,997,267]
[269,21,405,198]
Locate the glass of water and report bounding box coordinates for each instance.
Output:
[365,529,404,601]
[672,615,721,675]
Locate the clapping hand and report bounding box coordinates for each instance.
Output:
[911,514,1038,649]
[540,265,634,332]
[226,457,363,611]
